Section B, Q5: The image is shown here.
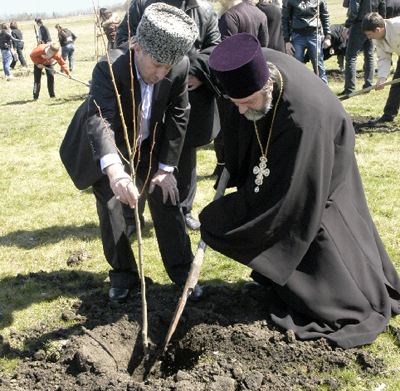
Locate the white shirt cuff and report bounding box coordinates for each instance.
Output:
[158,163,175,173]
[100,154,123,174]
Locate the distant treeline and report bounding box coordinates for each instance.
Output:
[1,2,127,22]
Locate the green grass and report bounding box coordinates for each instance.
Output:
[1,2,400,390]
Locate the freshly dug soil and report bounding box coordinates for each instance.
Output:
[1,269,398,391]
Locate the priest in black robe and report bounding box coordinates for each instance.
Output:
[199,33,400,349]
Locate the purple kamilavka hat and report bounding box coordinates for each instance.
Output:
[209,33,270,99]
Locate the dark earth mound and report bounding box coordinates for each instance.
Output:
[1,268,399,391]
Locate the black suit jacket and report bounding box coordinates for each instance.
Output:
[60,41,190,190]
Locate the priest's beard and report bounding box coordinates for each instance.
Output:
[244,91,273,121]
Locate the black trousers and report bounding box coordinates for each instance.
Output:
[92,141,193,289]
[176,146,197,215]
[10,47,27,68]
[33,64,55,99]
[382,56,400,120]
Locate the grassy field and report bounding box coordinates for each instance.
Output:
[1,1,400,389]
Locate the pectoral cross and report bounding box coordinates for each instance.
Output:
[253,156,270,193]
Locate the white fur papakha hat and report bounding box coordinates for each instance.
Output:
[136,2,198,66]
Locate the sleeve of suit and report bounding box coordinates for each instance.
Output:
[86,60,120,164]
[158,57,191,167]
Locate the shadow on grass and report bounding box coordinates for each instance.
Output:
[3,99,39,105]
[0,220,155,249]
[0,223,100,249]
[0,270,108,330]
[3,94,87,106]
[48,94,89,105]
[351,114,400,134]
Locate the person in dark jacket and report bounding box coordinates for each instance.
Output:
[35,18,52,44]
[55,24,77,72]
[10,21,27,70]
[282,0,331,84]
[339,0,386,95]
[60,4,203,304]
[115,0,221,232]
[305,23,348,72]
[200,33,400,349]
[386,0,400,17]
[257,0,285,52]
[219,0,269,46]
[323,23,348,71]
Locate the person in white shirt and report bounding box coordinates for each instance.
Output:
[362,12,400,124]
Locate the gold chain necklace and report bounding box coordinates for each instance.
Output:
[253,70,283,193]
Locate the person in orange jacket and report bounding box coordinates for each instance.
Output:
[30,42,70,101]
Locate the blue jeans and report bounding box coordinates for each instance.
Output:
[61,43,75,71]
[1,49,12,77]
[292,32,328,84]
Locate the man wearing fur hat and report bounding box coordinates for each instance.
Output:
[60,3,202,303]
[115,0,221,233]
[199,33,400,349]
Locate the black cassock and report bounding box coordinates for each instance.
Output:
[199,49,400,349]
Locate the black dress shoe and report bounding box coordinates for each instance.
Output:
[109,287,130,303]
[185,213,201,230]
[368,116,394,125]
